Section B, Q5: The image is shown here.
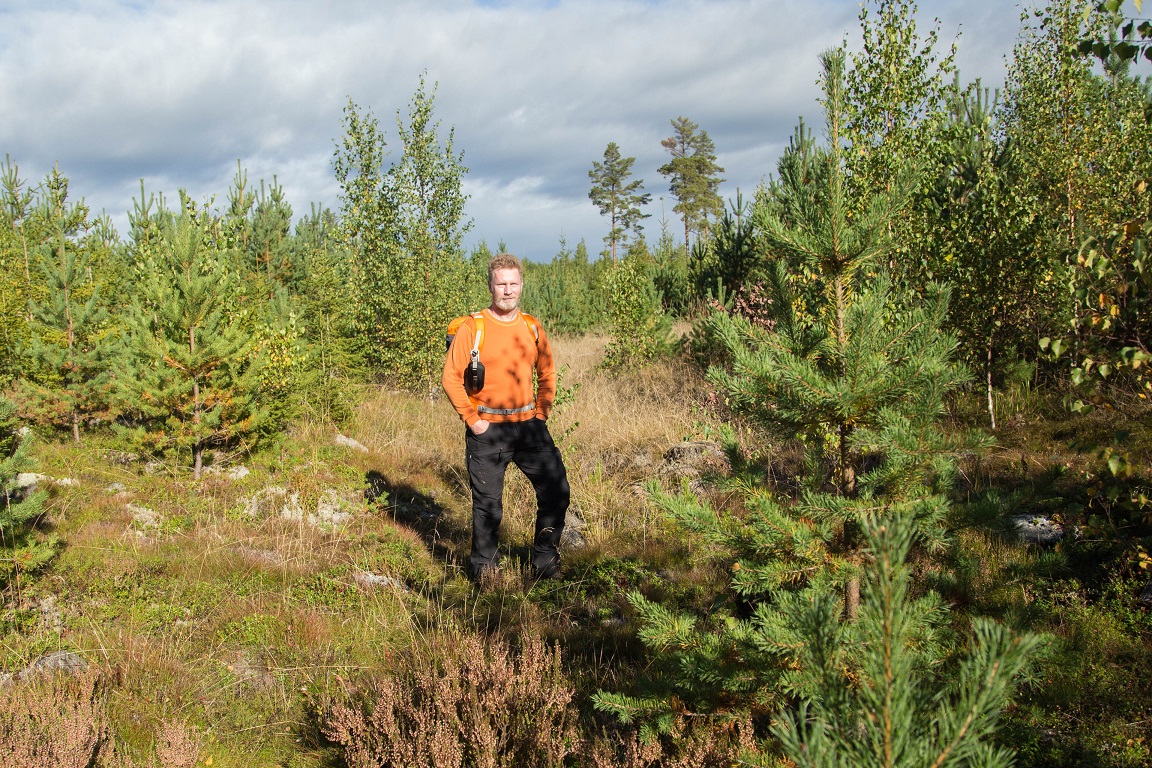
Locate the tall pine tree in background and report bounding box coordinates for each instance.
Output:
[658,116,725,252]
[588,142,651,261]
[115,197,263,478]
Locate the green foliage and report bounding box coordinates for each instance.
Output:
[334,77,474,394]
[521,238,606,334]
[658,116,725,251]
[13,167,115,443]
[0,396,55,596]
[0,156,36,386]
[1042,183,1152,411]
[589,142,652,261]
[295,207,365,424]
[842,0,957,305]
[114,197,267,477]
[1009,0,1152,411]
[1004,0,1147,252]
[715,49,978,497]
[649,221,693,317]
[1079,0,1152,65]
[844,0,956,205]
[772,512,1042,768]
[601,249,673,370]
[910,80,1049,428]
[689,194,759,302]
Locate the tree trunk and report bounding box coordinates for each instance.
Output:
[191,326,202,480]
[845,577,861,622]
[986,339,996,430]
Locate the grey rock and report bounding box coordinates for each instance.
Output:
[18,650,87,680]
[128,503,161,529]
[239,546,284,567]
[661,440,728,480]
[105,482,128,494]
[1010,514,1065,545]
[14,472,41,492]
[226,465,251,480]
[310,489,353,528]
[244,486,304,520]
[38,595,63,633]
[354,571,406,590]
[335,433,369,453]
[1139,578,1152,608]
[103,450,140,466]
[560,511,588,552]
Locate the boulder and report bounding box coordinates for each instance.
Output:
[1010,514,1065,545]
[335,433,369,453]
[310,489,354,528]
[18,651,87,680]
[560,511,588,552]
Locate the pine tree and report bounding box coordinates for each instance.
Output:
[595,49,992,735]
[588,142,652,261]
[115,197,263,479]
[15,168,112,443]
[658,116,725,251]
[773,512,1041,768]
[0,396,55,599]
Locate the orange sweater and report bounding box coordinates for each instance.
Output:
[442,309,557,427]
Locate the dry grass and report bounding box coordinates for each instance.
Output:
[4,335,740,764]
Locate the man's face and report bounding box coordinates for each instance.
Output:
[489,267,523,313]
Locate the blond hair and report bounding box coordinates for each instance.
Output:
[487,253,524,283]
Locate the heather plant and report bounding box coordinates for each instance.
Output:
[323,633,578,768]
[0,667,109,767]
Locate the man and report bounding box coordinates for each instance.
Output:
[442,253,570,581]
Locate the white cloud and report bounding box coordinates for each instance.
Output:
[0,0,1025,259]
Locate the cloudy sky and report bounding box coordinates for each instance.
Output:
[0,0,1029,260]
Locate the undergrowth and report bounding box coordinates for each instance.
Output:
[0,336,1149,766]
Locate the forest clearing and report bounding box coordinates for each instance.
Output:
[2,0,1152,764]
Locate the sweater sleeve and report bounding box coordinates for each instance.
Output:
[535,323,557,420]
[442,319,481,427]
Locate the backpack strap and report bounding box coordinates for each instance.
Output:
[520,312,540,346]
[468,312,485,363]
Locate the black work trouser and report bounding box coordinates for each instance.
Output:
[465,418,570,577]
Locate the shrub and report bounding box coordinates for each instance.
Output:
[0,667,109,767]
[322,633,578,768]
